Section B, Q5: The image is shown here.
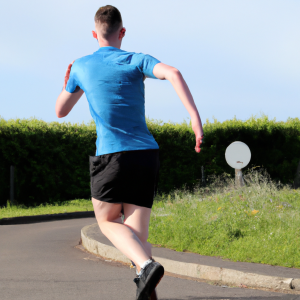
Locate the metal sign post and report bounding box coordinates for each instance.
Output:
[225,142,251,187]
[235,168,245,187]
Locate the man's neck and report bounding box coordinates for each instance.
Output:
[98,39,121,49]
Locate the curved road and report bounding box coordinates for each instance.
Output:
[0,217,297,300]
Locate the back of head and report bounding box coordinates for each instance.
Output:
[94,5,122,40]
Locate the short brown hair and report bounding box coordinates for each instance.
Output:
[94,5,122,39]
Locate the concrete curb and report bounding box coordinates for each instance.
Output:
[81,223,300,291]
[0,211,95,225]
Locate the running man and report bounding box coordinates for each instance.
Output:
[55,5,204,300]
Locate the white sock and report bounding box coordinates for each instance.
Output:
[136,259,153,276]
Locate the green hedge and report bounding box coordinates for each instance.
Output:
[0,116,299,207]
[0,118,96,208]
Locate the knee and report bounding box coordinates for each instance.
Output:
[96,216,122,235]
[100,215,122,225]
[96,218,107,234]
[95,214,108,229]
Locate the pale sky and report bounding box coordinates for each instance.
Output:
[1,0,299,125]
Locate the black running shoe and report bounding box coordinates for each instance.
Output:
[133,260,164,300]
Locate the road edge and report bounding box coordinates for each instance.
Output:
[81,223,300,291]
[0,211,95,225]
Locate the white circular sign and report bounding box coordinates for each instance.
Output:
[225,141,251,169]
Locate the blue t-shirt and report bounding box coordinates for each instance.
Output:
[66,46,160,156]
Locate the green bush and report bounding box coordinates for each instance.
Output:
[0,115,299,208]
[0,118,97,207]
[151,115,300,192]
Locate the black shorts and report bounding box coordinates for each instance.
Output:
[89,149,160,210]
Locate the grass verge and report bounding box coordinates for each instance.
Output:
[149,169,300,269]
[0,199,93,219]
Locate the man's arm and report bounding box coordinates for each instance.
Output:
[55,61,84,118]
[153,63,204,153]
[55,89,84,118]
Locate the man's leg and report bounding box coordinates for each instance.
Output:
[92,198,150,271]
[122,203,153,273]
[123,203,159,299]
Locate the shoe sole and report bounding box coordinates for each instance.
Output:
[149,288,158,300]
[147,274,163,300]
[148,276,163,300]
[138,265,164,300]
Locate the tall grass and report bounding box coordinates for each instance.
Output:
[149,169,300,268]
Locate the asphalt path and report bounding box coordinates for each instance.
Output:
[0,217,298,300]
